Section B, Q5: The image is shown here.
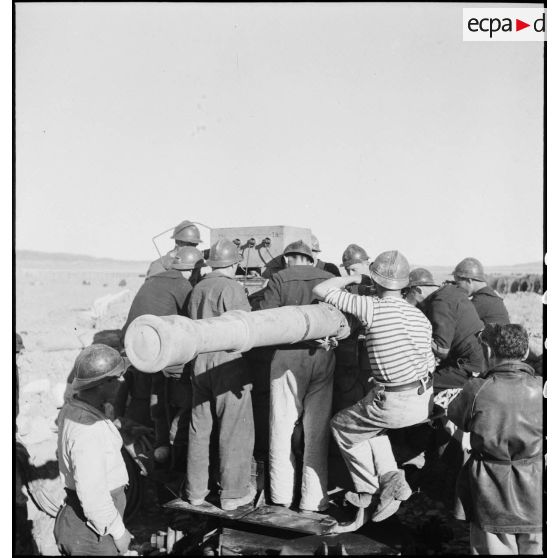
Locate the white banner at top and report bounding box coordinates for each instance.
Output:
[463,8,546,41]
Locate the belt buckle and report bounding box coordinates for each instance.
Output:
[417,376,428,395]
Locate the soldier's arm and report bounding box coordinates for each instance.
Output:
[320,285,374,327]
[428,298,456,360]
[70,426,126,540]
[223,282,252,312]
[447,379,484,432]
[312,275,361,300]
[257,274,283,309]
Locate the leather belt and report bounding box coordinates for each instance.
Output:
[379,376,433,394]
[471,450,543,465]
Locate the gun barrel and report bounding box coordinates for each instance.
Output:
[124,303,351,372]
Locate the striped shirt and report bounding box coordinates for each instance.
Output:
[324,289,435,386]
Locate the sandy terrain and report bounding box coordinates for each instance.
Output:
[15,255,544,555]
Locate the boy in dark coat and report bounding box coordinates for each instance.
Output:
[448,324,542,555]
[121,247,202,462]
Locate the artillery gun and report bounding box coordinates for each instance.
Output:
[124,304,404,554]
[124,303,352,373]
[126,227,423,553]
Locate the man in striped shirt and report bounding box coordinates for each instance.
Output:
[313,250,435,526]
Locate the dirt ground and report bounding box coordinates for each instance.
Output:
[15,260,544,555]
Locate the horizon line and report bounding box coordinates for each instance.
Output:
[15,248,543,271]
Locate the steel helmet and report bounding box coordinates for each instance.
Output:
[408,268,439,288]
[71,344,127,392]
[310,234,321,253]
[284,240,314,262]
[370,250,410,290]
[15,333,25,353]
[206,239,242,268]
[341,244,370,268]
[171,220,201,245]
[452,257,486,282]
[170,246,206,271]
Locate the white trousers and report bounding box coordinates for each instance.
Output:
[268,348,335,511]
[331,382,433,494]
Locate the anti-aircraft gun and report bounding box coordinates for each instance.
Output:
[124,306,404,553]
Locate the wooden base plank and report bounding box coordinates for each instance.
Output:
[164,498,345,535]
[163,497,253,521]
[240,505,338,535]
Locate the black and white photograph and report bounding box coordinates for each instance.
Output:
[12,2,548,555]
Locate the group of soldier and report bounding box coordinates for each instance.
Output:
[50,219,543,555]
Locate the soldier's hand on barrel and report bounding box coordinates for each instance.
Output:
[163,363,185,378]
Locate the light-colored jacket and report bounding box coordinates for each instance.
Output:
[57,398,128,539]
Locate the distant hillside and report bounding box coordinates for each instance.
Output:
[15,250,542,276]
[16,250,148,264]
[15,250,150,272]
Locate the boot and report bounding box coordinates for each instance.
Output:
[220,485,257,511]
[345,491,373,509]
[371,470,412,522]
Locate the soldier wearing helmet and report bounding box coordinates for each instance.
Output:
[331,244,374,415]
[146,220,203,279]
[404,268,440,307]
[55,345,133,555]
[404,265,485,400]
[452,257,509,326]
[313,251,436,527]
[185,239,256,511]
[311,234,341,277]
[121,246,204,465]
[340,244,374,295]
[254,240,336,513]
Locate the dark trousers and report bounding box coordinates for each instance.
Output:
[332,362,372,414]
[246,348,274,462]
[332,338,373,413]
[54,487,126,556]
[185,356,255,501]
[151,374,193,448]
[119,367,153,427]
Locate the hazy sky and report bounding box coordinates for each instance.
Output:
[15,2,544,266]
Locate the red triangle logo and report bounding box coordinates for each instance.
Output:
[516,19,530,31]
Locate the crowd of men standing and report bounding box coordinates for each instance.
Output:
[51,220,543,555]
